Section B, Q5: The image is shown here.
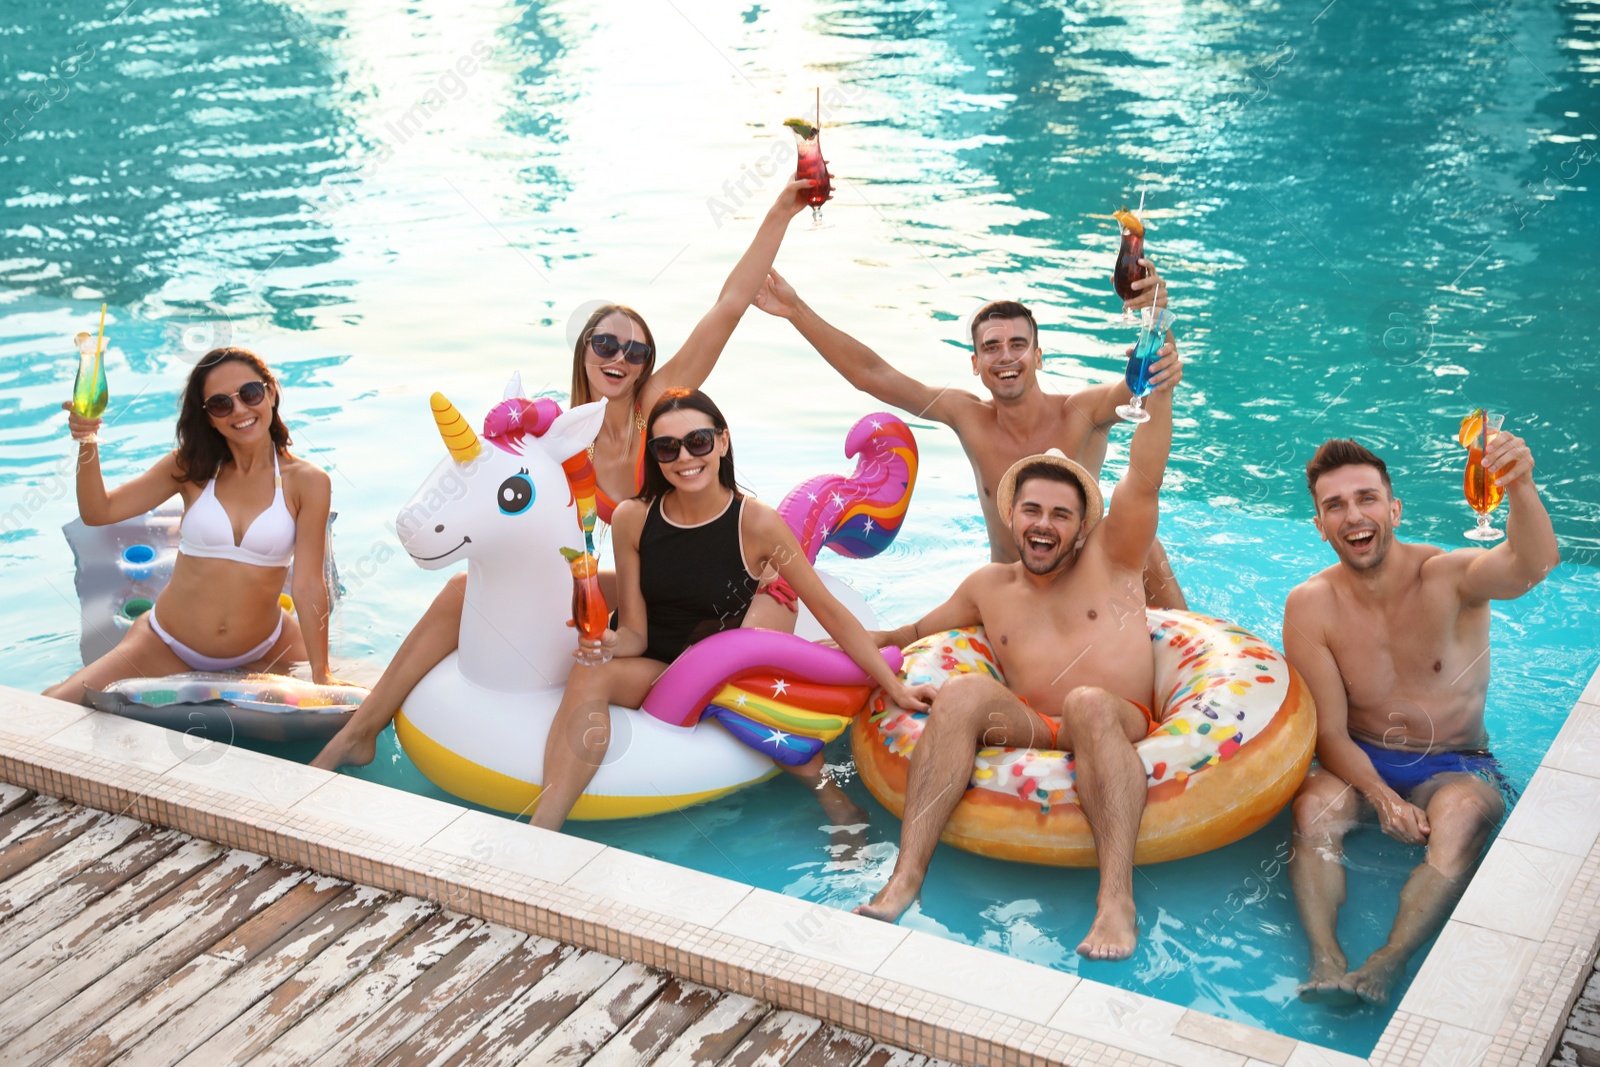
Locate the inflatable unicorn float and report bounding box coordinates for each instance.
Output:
[393,376,918,819]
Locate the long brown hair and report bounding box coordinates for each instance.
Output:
[638,389,739,503]
[569,303,657,407]
[173,347,291,485]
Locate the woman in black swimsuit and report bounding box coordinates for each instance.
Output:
[532,389,936,832]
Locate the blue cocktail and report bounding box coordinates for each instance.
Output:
[1116,305,1177,424]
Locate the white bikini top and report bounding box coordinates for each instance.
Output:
[179,452,296,568]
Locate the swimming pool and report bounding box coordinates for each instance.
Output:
[3,0,1598,1056]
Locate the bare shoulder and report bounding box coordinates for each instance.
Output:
[939,389,994,430]
[1417,541,1475,580]
[739,494,782,529]
[281,454,331,493]
[612,497,647,531]
[962,561,1018,599]
[1285,569,1337,622]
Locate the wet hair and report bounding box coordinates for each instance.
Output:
[570,303,657,408]
[969,300,1038,351]
[1305,438,1392,504]
[1011,461,1085,517]
[638,388,738,503]
[173,347,290,485]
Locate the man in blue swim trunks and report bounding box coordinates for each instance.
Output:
[1285,435,1559,1006]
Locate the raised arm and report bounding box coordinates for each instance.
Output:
[1458,430,1560,602]
[1282,583,1429,845]
[647,177,813,400]
[752,268,970,425]
[1077,257,1182,430]
[63,404,184,525]
[287,463,333,684]
[1097,387,1172,571]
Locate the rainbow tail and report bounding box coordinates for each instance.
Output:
[776,412,918,563]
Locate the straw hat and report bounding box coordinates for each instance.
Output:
[996,449,1105,539]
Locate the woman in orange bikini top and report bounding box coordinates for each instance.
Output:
[312,171,819,772]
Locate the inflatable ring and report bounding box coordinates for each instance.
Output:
[851,610,1316,866]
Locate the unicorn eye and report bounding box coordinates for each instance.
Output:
[498,472,534,515]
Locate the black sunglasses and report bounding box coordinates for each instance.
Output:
[647,427,719,463]
[203,380,268,418]
[588,332,654,365]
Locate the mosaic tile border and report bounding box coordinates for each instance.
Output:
[2,677,1597,1067]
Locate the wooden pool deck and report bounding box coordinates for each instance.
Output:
[0,784,938,1067]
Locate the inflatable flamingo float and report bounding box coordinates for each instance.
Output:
[392,376,918,819]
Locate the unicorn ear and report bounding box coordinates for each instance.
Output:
[536,400,607,463]
[502,372,525,400]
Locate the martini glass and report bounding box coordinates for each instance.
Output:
[72,303,109,444]
[1116,297,1176,424]
[1462,411,1506,542]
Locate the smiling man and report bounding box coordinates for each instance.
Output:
[850,374,1176,961]
[753,270,1187,609]
[1286,436,1559,1006]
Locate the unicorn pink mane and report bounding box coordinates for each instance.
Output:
[483,397,562,453]
[776,412,919,564]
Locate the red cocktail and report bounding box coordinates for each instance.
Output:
[560,547,611,664]
[784,90,833,227]
[1112,207,1147,320]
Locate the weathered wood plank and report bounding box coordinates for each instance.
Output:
[0,858,306,1060]
[783,1025,875,1067]
[0,801,103,881]
[368,936,572,1067]
[585,977,722,1067]
[515,960,669,1067]
[648,994,770,1067]
[297,923,528,1067]
[718,1010,823,1067]
[112,884,395,1067]
[0,812,143,922]
[0,828,190,966]
[0,794,71,851]
[248,914,513,1067]
[0,841,230,1004]
[49,877,356,1067]
[439,948,624,1067]
[853,1048,928,1067]
[165,892,436,1066]
[0,783,32,818]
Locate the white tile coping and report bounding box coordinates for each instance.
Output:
[5,668,1600,1067]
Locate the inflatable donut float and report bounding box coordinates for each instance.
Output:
[851,610,1316,866]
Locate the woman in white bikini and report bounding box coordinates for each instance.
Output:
[46,347,334,702]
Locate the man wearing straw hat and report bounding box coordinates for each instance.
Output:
[751,267,1186,610]
[851,380,1176,961]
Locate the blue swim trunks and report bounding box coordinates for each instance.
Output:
[1353,738,1512,800]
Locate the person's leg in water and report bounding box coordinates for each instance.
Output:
[1056,686,1152,961]
[529,655,667,830]
[1289,768,1369,1006]
[1337,771,1502,1005]
[1142,537,1187,610]
[311,573,466,770]
[854,674,1044,921]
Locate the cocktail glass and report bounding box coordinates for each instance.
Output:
[785,90,833,228]
[1116,302,1176,424]
[1462,411,1506,542]
[72,304,109,444]
[1112,195,1147,324]
[561,543,612,665]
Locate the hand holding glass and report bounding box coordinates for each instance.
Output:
[71,304,109,444]
[1116,306,1178,424]
[1462,411,1506,542]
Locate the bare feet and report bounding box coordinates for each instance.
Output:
[815,782,868,829]
[1076,897,1139,961]
[853,876,919,922]
[1339,947,1407,1006]
[1296,950,1359,1007]
[309,724,379,771]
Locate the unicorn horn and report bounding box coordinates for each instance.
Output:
[431,392,482,463]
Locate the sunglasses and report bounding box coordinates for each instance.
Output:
[588,332,654,365]
[203,380,269,418]
[647,427,719,463]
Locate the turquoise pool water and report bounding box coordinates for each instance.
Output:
[4,0,1599,1056]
